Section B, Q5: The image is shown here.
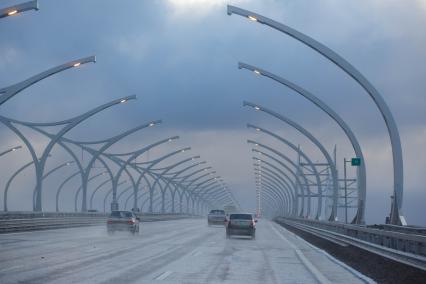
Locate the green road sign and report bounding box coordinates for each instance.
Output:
[351,158,361,166]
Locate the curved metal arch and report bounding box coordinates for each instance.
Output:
[56,171,80,212]
[142,187,163,212]
[241,63,365,224]
[203,192,229,208]
[136,191,150,211]
[179,171,215,191]
[261,191,282,217]
[0,56,94,105]
[260,187,283,215]
[111,136,179,210]
[198,189,229,211]
[74,171,107,212]
[78,120,161,211]
[102,181,127,213]
[248,124,322,219]
[192,176,221,192]
[31,160,74,209]
[128,189,148,210]
[147,155,199,213]
[169,164,210,212]
[188,183,224,213]
[0,145,22,157]
[157,161,209,212]
[0,118,40,199]
[133,148,193,212]
[34,95,136,211]
[138,173,176,211]
[3,160,33,211]
[245,101,338,221]
[250,141,311,217]
[198,184,225,199]
[255,166,293,215]
[253,158,297,214]
[138,150,195,210]
[256,178,289,217]
[260,182,288,216]
[0,0,38,19]
[256,164,294,215]
[201,191,228,206]
[251,142,310,216]
[228,5,404,225]
[255,169,291,215]
[253,155,301,215]
[172,174,218,213]
[14,125,106,212]
[89,179,111,210]
[116,186,134,210]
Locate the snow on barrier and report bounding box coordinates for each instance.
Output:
[0,211,195,233]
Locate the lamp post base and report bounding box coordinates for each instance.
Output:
[110,202,119,212]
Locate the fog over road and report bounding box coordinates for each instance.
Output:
[0,219,370,283]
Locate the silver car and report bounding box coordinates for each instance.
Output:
[207,209,227,226]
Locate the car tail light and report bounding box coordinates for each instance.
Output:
[128,219,135,225]
[250,220,255,227]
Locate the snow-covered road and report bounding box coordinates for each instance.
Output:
[0,218,371,283]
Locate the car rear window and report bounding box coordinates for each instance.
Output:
[110,211,133,218]
[230,214,252,220]
[210,210,225,215]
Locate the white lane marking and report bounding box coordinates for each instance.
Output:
[191,250,202,257]
[270,222,331,284]
[155,271,173,280]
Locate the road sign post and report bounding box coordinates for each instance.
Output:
[351,158,361,166]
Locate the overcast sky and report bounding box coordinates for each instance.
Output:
[0,0,425,225]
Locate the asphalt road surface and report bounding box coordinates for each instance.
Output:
[0,219,373,283]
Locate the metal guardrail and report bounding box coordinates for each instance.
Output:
[275,217,426,271]
[367,224,426,236]
[0,211,195,233]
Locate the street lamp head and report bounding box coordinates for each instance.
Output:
[1,1,39,19]
[149,122,156,127]
[253,70,261,75]
[252,149,261,155]
[254,106,260,111]
[73,62,81,67]
[248,15,258,22]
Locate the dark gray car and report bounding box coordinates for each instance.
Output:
[226,213,257,239]
[107,210,140,235]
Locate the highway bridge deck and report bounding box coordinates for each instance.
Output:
[0,219,372,283]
